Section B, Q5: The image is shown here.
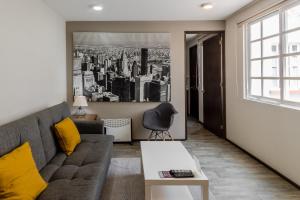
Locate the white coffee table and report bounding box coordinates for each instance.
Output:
[141,141,209,200]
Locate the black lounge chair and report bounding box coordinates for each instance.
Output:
[143,103,178,140]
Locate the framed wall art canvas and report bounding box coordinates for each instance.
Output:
[72,32,171,102]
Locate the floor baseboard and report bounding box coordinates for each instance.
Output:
[226,139,300,190]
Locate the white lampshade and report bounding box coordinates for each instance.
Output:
[73,96,88,107]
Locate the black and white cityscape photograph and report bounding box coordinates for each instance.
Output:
[72,32,171,102]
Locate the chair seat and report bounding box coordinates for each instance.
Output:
[147,125,169,131]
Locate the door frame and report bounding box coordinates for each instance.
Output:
[184,31,226,139]
[188,44,199,120]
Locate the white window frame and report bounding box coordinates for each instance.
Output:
[245,1,300,109]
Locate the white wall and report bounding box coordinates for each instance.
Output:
[0,0,66,125]
[67,21,225,140]
[226,0,300,185]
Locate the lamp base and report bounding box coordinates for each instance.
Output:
[75,107,86,116]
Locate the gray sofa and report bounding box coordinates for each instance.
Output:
[0,102,113,200]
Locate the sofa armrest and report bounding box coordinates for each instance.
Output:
[73,119,104,134]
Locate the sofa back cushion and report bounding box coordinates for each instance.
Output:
[35,102,71,162]
[0,115,47,170]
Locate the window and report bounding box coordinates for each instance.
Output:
[246,2,300,107]
[292,44,298,52]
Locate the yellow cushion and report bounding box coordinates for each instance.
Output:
[54,117,81,156]
[0,142,48,200]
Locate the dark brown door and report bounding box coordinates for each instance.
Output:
[189,45,199,120]
[203,33,225,138]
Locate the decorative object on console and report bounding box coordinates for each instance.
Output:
[143,102,178,140]
[103,118,132,143]
[72,32,171,103]
[73,95,88,116]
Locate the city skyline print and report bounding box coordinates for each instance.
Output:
[72,32,171,102]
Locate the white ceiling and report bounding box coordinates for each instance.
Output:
[43,0,253,21]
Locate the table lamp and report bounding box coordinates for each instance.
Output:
[73,96,88,116]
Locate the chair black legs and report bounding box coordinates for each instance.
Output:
[148,130,173,141]
[165,131,173,140]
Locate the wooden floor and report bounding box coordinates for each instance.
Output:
[112,119,300,200]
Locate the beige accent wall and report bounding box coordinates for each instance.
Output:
[66,21,225,140]
[0,0,66,125]
[226,0,300,185]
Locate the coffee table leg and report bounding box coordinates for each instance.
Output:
[145,184,151,200]
[202,182,209,200]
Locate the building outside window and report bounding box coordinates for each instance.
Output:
[246,2,300,108]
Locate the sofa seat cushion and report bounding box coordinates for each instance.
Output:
[38,135,114,200]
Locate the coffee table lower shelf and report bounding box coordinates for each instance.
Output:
[149,185,193,200]
[145,183,208,200]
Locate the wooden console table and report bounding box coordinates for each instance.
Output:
[71,114,98,121]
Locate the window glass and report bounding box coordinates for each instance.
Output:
[250,60,261,77]
[263,14,279,37]
[250,79,261,96]
[284,80,300,102]
[285,30,300,54]
[263,79,280,99]
[284,55,300,77]
[263,36,279,57]
[285,4,300,31]
[250,22,261,41]
[251,41,261,59]
[263,58,279,77]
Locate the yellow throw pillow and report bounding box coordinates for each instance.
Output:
[54,117,81,156]
[0,142,48,200]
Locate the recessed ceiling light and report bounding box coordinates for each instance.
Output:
[200,3,213,10]
[92,5,103,11]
